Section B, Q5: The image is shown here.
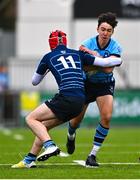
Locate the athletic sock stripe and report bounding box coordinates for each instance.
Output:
[96,129,106,137]
[97,124,109,135]
[99,123,109,130]
[94,137,104,143]
[94,142,101,146]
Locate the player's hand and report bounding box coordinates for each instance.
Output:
[90,51,101,57]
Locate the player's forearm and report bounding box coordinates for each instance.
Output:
[32,72,44,86]
[93,57,122,67]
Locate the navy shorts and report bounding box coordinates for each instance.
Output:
[84,80,115,104]
[45,93,85,122]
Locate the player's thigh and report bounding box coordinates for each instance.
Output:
[96,95,113,116]
[70,104,88,127]
[27,103,56,122]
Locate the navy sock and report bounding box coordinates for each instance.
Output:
[68,122,80,135]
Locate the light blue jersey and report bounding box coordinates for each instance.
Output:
[82,35,122,83]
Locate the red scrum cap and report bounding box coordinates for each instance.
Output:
[49,30,67,50]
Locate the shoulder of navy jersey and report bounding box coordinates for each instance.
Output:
[36,53,50,75]
[78,51,95,66]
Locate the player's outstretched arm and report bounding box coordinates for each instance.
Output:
[32,62,49,86]
[93,56,122,67]
[32,72,45,86]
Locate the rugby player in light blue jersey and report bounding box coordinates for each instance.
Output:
[11,29,121,168]
[66,12,122,167]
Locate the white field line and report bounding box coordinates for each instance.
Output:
[73,160,140,167]
[0,129,24,140]
[1,161,140,167]
[13,134,24,140]
[59,151,69,157]
[0,128,12,136]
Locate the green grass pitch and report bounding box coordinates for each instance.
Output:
[0,126,140,179]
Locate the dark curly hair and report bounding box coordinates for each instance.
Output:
[98,12,118,29]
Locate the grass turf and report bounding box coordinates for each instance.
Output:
[0,127,140,179]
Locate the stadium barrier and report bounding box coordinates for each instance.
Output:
[0,90,140,127]
[85,89,140,126]
[0,91,20,127]
[19,89,140,126]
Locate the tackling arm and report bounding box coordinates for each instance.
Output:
[84,53,122,67]
[80,45,98,56]
[80,45,122,67]
[93,56,122,67]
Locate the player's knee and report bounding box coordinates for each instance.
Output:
[70,119,81,128]
[25,114,32,125]
[101,113,112,125]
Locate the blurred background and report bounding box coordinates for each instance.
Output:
[0,0,140,127]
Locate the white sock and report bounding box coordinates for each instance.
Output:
[89,145,100,156]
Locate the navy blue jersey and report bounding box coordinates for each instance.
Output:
[36,45,95,97]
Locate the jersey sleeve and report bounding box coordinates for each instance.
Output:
[93,57,122,67]
[36,55,49,75]
[79,51,95,65]
[80,51,122,67]
[32,54,50,85]
[110,41,122,57]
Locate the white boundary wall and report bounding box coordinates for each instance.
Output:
[16,0,74,58]
[16,0,140,57]
[10,0,140,90]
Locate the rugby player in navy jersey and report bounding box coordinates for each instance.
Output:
[11,30,122,168]
[66,12,123,167]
